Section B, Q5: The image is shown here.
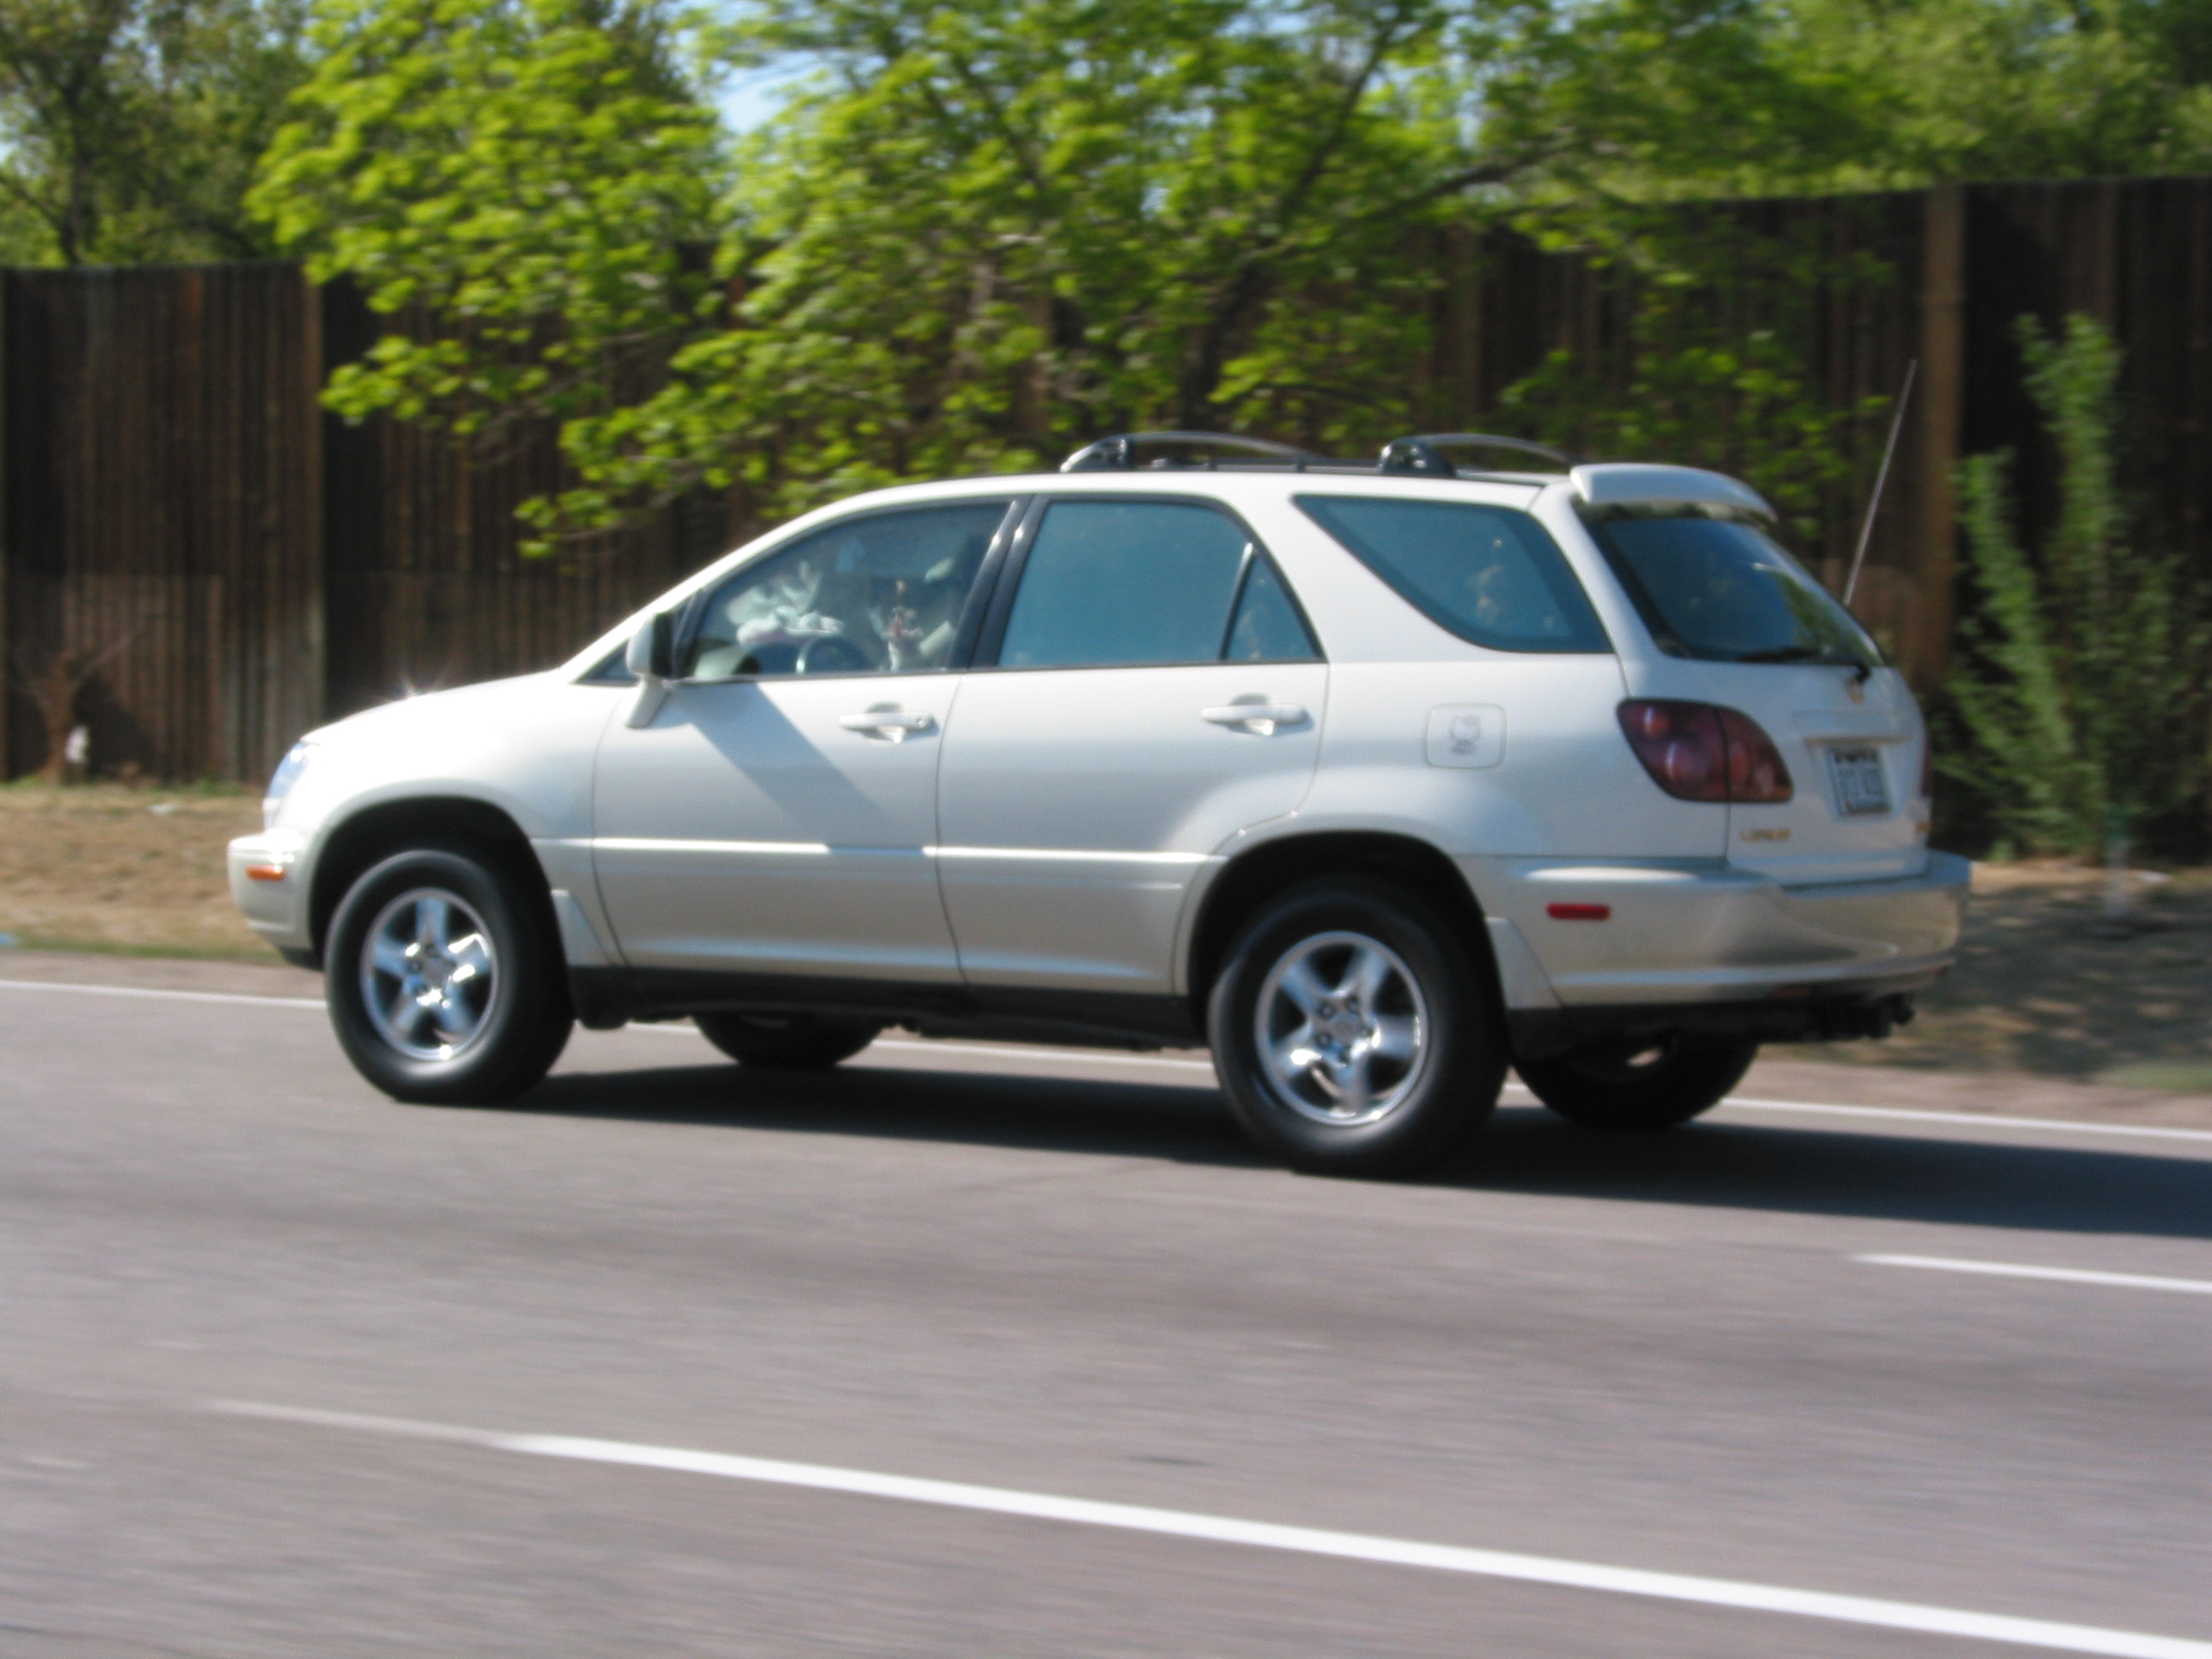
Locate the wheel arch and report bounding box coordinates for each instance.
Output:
[1185,830,1498,1017]
[309,795,548,963]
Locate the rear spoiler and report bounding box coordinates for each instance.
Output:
[1569,463,1774,520]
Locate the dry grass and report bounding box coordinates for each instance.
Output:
[0,782,272,959]
[1,788,2208,1088]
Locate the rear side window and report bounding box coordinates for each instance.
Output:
[1586,511,1880,667]
[1297,497,1608,653]
[1000,500,1250,668]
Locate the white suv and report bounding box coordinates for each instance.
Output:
[231,432,1966,1175]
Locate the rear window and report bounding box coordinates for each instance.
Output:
[1296,497,1608,653]
[1586,510,1880,667]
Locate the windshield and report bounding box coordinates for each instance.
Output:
[1585,510,1880,668]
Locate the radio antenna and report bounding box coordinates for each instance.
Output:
[1843,359,1917,608]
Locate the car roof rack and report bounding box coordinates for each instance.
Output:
[1379,433,1579,476]
[1053,428,1579,479]
[1059,431,1321,472]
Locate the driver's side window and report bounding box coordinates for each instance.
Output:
[683,500,1013,680]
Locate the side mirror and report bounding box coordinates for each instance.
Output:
[624,612,675,682]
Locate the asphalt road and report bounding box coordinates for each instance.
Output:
[5,975,2211,1659]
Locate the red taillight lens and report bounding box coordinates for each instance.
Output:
[1618,701,1792,804]
[1617,700,1728,800]
[1716,707,1792,803]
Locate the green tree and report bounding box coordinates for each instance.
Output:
[572,0,1516,522]
[1768,0,2212,185]
[1947,314,2211,862]
[0,0,311,263]
[262,0,1561,535]
[249,0,724,461]
[1474,0,1879,205]
[1479,0,2212,200]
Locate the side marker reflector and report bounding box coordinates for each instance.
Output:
[243,864,288,882]
[1546,903,1610,921]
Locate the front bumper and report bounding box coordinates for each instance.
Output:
[227,830,313,952]
[1467,850,1970,1012]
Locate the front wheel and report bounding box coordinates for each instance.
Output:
[695,1011,881,1070]
[325,843,572,1105]
[1517,1035,1758,1132]
[1207,878,1507,1177]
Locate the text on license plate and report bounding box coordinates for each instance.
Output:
[1827,746,1891,815]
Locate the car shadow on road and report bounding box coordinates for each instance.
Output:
[522,1058,1263,1164]
[1455,1108,2212,1241]
[515,1057,2212,1242]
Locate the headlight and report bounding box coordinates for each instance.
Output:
[263,741,315,830]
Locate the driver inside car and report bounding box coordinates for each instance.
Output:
[686,526,991,680]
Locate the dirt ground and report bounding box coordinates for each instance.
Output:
[2,782,2208,1091]
[0,783,267,958]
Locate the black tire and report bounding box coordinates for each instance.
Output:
[695,1010,882,1070]
[325,842,572,1105]
[1517,1035,1758,1132]
[1206,877,1508,1176]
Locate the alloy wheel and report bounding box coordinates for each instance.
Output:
[1253,930,1430,1126]
[359,886,501,1061]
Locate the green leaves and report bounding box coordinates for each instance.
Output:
[254,0,723,456]
[257,0,1502,537]
[1948,315,2212,854]
[0,0,311,262]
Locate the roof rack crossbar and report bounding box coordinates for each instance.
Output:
[1059,431,1319,473]
[1380,432,1579,476]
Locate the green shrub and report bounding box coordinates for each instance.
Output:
[1946,313,2210,858]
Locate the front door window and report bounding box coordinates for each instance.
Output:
[686,500,1009,680]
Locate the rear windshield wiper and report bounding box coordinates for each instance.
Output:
[1735,644,1876,681]
[1733,645,1823,663]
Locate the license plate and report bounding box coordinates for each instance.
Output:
[1827,746,1891,816]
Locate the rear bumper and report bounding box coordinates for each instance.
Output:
[1465,850,1969,1014]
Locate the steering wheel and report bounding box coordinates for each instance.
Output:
[796,634,873,675]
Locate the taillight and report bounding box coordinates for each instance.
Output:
[1617,701,1793,804]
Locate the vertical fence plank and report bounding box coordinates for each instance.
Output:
[1908,185,1968,690]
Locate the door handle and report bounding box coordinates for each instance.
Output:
[839,710,937,740]
[1201,703,1309,734]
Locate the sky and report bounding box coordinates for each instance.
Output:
[717,57,819,132]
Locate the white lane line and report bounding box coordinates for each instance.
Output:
[1859,1255,2212,1297]
[0,977,327,1011]
[6,977,2211,1147]
[211,1401,2212,1659]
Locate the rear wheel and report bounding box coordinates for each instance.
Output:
[1207,877,1507,1176]
[695,1010,881,1070]
[1518,1035,1758,1132]
[325,843,572,1104]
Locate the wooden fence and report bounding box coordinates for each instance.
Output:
[3,176,2209,783]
